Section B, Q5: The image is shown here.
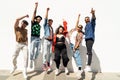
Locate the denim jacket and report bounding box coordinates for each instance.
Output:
[43,18,53,38]
[85,18,96,41]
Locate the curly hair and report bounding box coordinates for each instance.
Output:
[55,25,64,34]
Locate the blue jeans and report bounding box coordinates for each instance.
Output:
[43,39,52,64]
[70,43,82,67]
[30,36,41,60]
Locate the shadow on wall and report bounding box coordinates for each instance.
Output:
[32,38,101,73]
[80,44,101,73]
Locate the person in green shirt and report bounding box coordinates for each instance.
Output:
[30,2,42,70]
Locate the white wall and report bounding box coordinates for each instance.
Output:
[0,0,120,72]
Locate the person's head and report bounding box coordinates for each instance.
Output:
[77,24,83,32]
[55,25,64,34]
[34,15,42,23]
[21,20,28,29]
[48,19,53,26]
[85,16,90,23]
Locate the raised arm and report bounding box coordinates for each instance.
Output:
[45,8,50,19]
[44,8,50,27]
[75,14,80,28]
[14,14,29,29]
[31,2,38,22]
[91,8,96,19]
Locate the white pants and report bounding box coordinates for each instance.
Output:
[43,39,52,64]
[12,42,28,70]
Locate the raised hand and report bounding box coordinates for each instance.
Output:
[35,2,38,7]
[47,8,50,11]
[91,8,95,14]
[26,14,29,18]
[78,14,80,17]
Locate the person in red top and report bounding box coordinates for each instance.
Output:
[63,19,68,37]
[52,19,69,53]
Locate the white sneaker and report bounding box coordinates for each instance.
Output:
[47,67,52,72]
[84,66,92,72]
[65,67,69,75]
[10,66,17,74]
[55,69,59,76]
[76,70,82,79]
[23,71,27,79]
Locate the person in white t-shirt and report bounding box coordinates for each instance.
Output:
[69,14,84,79]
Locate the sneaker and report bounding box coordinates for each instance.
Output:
[76,70,82,79]
[84,66,92,72]
[55,69,59,76]
[42,64,47,71]
[46,62,50,67]
[10,66,17,74]
[65,67,69,75]
[23,71,27,79]
[30,60,33,68]
[47,67,52,72]
[46,62,51,72]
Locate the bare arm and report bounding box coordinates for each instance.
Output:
[14,14,29,29]
[75,14,80,28]
[31,2,38,22]
[74,33,83,50]
[45,8,50,19]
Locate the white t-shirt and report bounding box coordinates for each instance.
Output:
[70,30,77,45]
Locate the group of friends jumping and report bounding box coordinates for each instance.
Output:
[10,2,96,80]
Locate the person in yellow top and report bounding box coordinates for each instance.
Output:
[10,14,29,79]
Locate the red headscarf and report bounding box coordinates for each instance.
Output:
[63,20,68,37]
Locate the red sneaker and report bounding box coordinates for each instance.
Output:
[42,64,47,71]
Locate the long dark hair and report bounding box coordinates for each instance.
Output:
[55,25,64,34]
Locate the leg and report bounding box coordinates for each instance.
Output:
[30,37,36,60]
[54,47,61,69]
[85,39,94,72]
[86,40,94,66]
[61,48,69,67]
[43,39,48,64]
[30,37,36,69]
[73,50,83,79]
[22,45,28,78]
[47,42,52,66]
[54,47,61,75]
[35,38,41,59]
[73,50,82,68]
[61,47,69,74]
[42,39,48,70]
[10,43,21,74]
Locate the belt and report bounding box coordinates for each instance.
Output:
[45,38,53,41]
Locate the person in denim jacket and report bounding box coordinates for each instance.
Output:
[84,8,96,72]
[43,8,53,71]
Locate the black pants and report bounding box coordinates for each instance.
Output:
[54,43,69,69]
[86,39,94,66]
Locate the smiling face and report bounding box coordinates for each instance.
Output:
[21,20,28,29]
[59,27,64,34]
[85,16,90,23]
[48,19,53,26]
[35,17,42,23]
[77,25,83,32]
[21,23,27,29]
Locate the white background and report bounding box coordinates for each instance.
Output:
[0,0,120,72]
